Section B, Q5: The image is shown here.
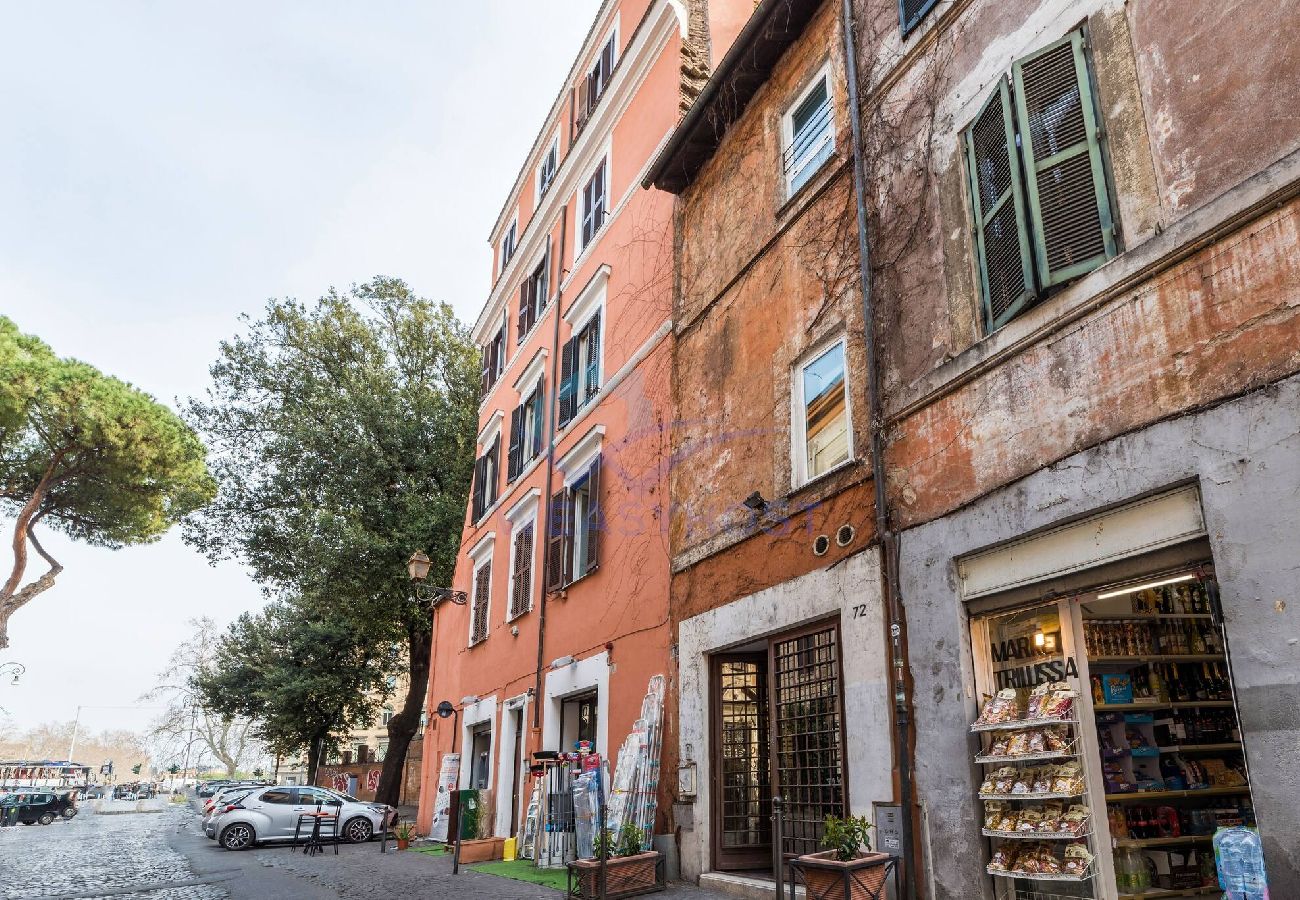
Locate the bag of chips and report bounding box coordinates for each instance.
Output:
[1053,762,1085,795]
[1040,685,1076,720]
[1025,682,1054,719]
[976,689,1024,725]
[1062,842,1094,877]
[992,767,1018,795]
[1016,809,1043,833]
[988,733,1011,757]
[983,800,1007,830]
[1026,729,1047,754]
[1038,800,1065,833]
[1006,732,1031,756]
[1010,769,1035,795]
[1043,725,1070,753]
[1062,804,1091,836]
[1031,766,1056,794]
[987,844,1017,872]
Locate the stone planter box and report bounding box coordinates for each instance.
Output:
[789,851,895,900]
[457,837,505,863]
[568,850,664,899]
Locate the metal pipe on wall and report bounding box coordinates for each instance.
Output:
[838,1,917,897]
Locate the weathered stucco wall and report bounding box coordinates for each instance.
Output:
[899,375,1300,899]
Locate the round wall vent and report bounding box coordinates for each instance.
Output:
[836,524,856,547]
[813,535,831,556]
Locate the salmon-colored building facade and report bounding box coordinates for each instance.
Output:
[415,0,751,846]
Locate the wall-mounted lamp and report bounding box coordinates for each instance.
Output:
[460,695,479,706]
[549,655,576,670]
[742,492,767,512]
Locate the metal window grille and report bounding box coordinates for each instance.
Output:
[772,627,844,857]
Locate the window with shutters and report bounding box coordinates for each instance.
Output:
[471,433,500,521]
[898,0,939,36]
[509,521,534,620]
[557,311,601,430]
[782,65,835,198]
[480,319,508,398]
[580,157,608,251]
[470,559,491,646]
[546,454,602,591]
[963,30,1117,332]
[507,380,545,482]
[575,31,617,138]
[500,218,518,275]
[518,249,550,346]
[538,136,559,198]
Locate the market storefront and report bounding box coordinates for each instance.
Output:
[899,386,1300,900]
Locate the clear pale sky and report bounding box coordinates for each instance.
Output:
[0,1,601,740]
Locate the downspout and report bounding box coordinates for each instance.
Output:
[534,204,570,731]
[838,3,917,899]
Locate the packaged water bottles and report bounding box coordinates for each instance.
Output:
[1214,826,1270,899]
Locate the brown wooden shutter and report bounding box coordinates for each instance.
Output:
[965,79,1035,330]
[479,346,490,397]
[546,488,568,591]
[539,237,551,312]
[1013,30,1115,288]
[511,524,533,619]
[507,405,524,481]
[471,562,491,645]
[487,435,500,507]
[471,455,485,521]
[530,384,545,458]
[584,455,602,576]
[584,315,601,402]
[517,283,530,345]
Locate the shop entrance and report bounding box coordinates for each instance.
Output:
[709,621,846,875]
[971,567,1256,900]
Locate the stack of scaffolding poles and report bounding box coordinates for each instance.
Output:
[634,675,665,850]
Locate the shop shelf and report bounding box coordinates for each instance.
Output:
[976,748,1078,765]
[982,828,1089,840]
[1116,886,1220,900]
[1114,835,1212,849]
[1104,785,1251,802]
[1089,654,1226,664]
[1093,701,1234,712]
[979,791,1084,802]
[987,866,1093,882]
[970,718,1078,734]
[1155,742,1242,753]
[1082,613,1215,621]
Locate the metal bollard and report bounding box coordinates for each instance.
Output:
[772,796,785,900]
[380,807,389,853]
[598,801,608,900]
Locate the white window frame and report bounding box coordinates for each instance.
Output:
[578,152,610,254]
[499,217,519,276]
[536,134,560,199]
[562,268,608,421]
[791,334,854,488]
[781,61,836,198]
[467,533,496,647]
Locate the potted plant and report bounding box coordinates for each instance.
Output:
[790,814,894,900]
[568,823,663,898]
[393,820,416,851]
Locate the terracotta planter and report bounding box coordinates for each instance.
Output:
[569,850,663,899]
[458,836,505,863]
[396,838,410,851]
[792,850,894,900]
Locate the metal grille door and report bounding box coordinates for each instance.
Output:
[772,626,845,857]
[715,656,771,869]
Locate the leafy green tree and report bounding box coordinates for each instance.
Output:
[193,603,397,784]
[0,317,215,648]
[184,278,478,804]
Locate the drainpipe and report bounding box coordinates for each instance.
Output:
[839,2,917,899]
[534,205,570,730]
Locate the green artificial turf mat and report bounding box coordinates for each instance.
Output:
[469,858,568,891]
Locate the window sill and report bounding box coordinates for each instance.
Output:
[776,153,848,223]
[789,456,859,499]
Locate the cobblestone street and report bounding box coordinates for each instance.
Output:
[0,805,736,900]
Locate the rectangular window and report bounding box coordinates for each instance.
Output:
[558,312,601,429]
[500,220,518,273]
[576,33,616,136]
[964,29,1116,331]
[382,708,394,726]
[783,67,835,197]
[546,454,602,591]
[510,521,534,620]
[899,0,939,36]
[471,434,500,521]
[538,138,559,198]
[507,381,545,482]
[480,319,508,398]
[517,248,550,345]
[794,339,851,485]
[470,560,491,645]
[581,159,607,250]
[560,691,599,752]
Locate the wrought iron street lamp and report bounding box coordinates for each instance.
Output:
[406,550,468,606]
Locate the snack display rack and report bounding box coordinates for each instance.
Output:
[973,685,1099,899]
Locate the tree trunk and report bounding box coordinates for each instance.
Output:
[375,623,431,807]
[306,734,324,787]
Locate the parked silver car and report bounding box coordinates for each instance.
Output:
[209,785,393,850]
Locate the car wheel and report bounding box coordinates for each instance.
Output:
[220,822,256,851]
[38,813,55,825]
[62,808,77,819]
[342,816,373,843]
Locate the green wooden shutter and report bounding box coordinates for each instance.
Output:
[471,455,485,521]
[558,338,577,427]
[507,405,524,481]
[530,384,545,458]
[965,78,1035,330]
[1013,30,1115,288]
[517,282,531,345]
[584,314,601,402]
[583,455,602,576]
[486,435,500,507]
[546,488,568,591]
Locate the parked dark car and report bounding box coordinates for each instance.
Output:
[1,791,77,825]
